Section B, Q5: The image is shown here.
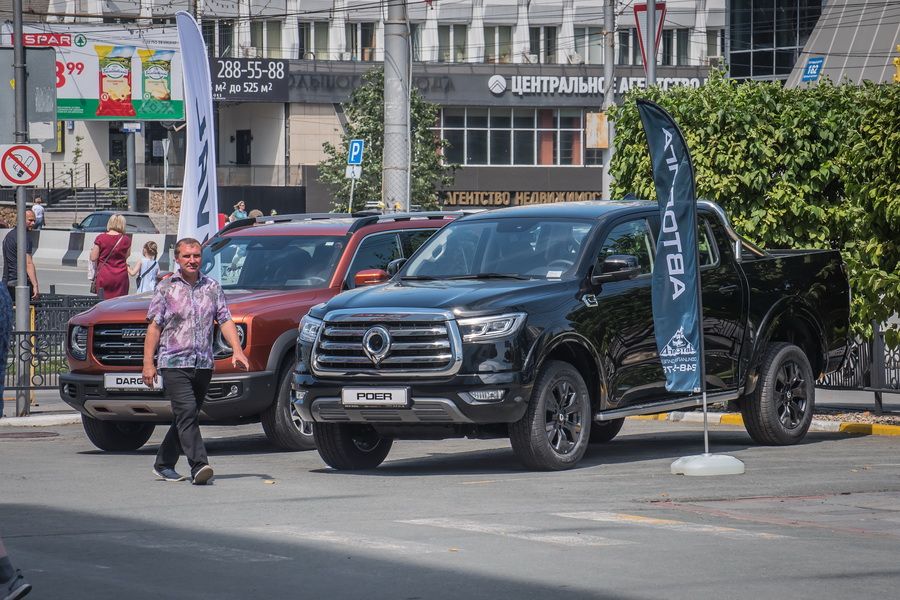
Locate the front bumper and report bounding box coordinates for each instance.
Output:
[291,371,532,426]
[59,370,277,423]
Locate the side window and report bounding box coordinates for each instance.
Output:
[698,219,718,267]
[598,218,654,275]
[399,229,436,258]
[346,233,402,287]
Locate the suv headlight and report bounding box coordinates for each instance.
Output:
[298,315,323,344]
[457,313,526,341]
[214,323,247,358]
[69,325,87,360]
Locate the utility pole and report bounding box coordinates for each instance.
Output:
[382,0,410,212]
[646,1,657,85]
[602,0,616,201]
[126,128,136,211]
[13,0,29,416]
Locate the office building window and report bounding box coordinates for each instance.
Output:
[529,26,557,63]
[676,28,689,65]
[218,20,235,58]
[438,24,467,62]
[484,26,513,63]
[299,21,330,60]
[706,29,724,61]
[574,27,603,64]
[661,29,674,65]
[730,0,822,80]
[617,29,631,65]
[346,22,377,61]
[436,108,592,167]
[251,20,282,58]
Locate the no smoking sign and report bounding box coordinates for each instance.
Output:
[0,144,43,186]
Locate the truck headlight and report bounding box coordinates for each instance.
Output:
[214,323,247,358]
[457,313,526,341]
[69,325,87,360]
[298,315,323,344]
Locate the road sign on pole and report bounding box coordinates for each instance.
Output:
[0,144,43,186]
[345,165,362,179]
[633,3,667,75]
[348,139,365,165]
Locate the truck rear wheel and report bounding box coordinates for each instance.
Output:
[81,415,155,451]
[261,368,317,451]
[589,418,625,444]
[509,360,592,471]
[741,342,815,445]
[314,423,393,470]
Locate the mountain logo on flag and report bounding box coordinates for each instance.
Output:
[660,326,696,357]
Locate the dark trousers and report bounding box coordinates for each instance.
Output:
[155,368,213,475]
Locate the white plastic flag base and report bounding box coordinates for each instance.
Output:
[671,453,745,476]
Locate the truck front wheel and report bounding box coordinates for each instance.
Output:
[261,368,317,451]
[509,360,592,470]
[741,342,815,445]
[314,423,393,470]
[589,418,625,444]
[81,415,155,451]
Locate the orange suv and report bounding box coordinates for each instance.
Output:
[60,212,459,452]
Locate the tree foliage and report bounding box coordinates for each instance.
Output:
[610,71,900,344]
[318,67,455,212]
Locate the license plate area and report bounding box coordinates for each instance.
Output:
[103,373,163,392]
[341,387,409,408]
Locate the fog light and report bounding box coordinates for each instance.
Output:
[228,385,240,398]
[469,389,505,401]
[293,389,308,403]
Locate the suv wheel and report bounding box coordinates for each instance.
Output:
[741,342,815,445]
[314,423,393,470]
[261,368,316,451]
[509,360,592,470]
[589,418,624,444]
[81,415,155,451]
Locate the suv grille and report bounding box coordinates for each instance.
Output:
[93,324,147,366]
[313,311,462,377]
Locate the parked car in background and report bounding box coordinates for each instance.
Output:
[72,211,159,234]
[60,212,462,452]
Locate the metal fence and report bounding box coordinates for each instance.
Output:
[818,323,899,413]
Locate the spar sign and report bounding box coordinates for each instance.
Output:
[1,23,184,121]
[0,145,43,186]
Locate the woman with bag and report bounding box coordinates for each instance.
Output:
[128,241,160,294]
[89,214,131,299]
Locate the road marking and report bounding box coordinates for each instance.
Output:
[555,511,787,540]
[242,526,444,555]
[399,517,629,547]
[90,532,292,562]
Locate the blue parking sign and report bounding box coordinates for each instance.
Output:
[802,57,824,82]
[347,139,365,165]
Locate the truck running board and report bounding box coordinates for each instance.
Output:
[594,388,743,422]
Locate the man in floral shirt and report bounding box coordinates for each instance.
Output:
[143,238,249,485]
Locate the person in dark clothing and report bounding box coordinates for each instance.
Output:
[1,210,39,303]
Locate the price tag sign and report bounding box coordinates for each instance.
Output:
[211,58,290,102]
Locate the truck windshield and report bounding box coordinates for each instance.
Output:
[201,235,345,289]
[402,218,594,280]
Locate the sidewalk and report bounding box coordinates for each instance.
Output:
[0,389,81,427]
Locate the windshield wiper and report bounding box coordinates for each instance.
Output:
[445,273,530,280]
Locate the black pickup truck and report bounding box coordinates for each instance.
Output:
[292,201,851,471]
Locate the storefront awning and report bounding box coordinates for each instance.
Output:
[483,0,518,25]
[573,0,604,27]
[297,0,333,19]
[529,0,563,26]
[437,0,473,24]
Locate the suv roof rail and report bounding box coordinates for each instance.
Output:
[218,212,355,235]
[345,210,468,235]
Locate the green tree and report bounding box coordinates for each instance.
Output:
[609,71,900,344]
[318,67,456,212]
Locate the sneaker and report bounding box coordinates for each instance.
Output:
[153,466,187,482]
[192,465,214,485]
[3,570,32,600]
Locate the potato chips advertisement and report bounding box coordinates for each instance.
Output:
[1,23,184,121]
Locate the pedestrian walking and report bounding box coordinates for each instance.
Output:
[228,201,247,222]
[247,209,263,219]
[143,238,249,485]
[30,197,44,230]
[128,241,160,294]
[1,210,39,304]
[89,214,131,299]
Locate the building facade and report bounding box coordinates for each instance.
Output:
[24,0,726,209]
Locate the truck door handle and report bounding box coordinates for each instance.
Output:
[718,284,738,294]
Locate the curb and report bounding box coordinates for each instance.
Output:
[0,413,81,427]
[628,411,900,437]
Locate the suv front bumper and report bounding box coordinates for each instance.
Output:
[59,370,277,423]
[291,371,532,425]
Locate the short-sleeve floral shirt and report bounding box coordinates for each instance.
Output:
[146,272,232,369]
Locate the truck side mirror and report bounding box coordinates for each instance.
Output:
[354,268,390,287]
[590,254,641,285]
[386,258,407,276]
[72,222,83,229]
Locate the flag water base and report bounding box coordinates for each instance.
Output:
[671,453,745,476]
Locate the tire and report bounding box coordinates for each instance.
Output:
[741,342,815,446]
[509,360,592,471]
[314,423,393,470]
[589,418,625,444]
[81,415,155,451]
[261,367,316,451]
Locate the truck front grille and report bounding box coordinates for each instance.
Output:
[93,324,147,366]
[313,311,462,377]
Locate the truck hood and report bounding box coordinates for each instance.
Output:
[73,288,326,323]
[316,279,575,317]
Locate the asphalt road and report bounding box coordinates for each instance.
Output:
[2,419,899,599]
